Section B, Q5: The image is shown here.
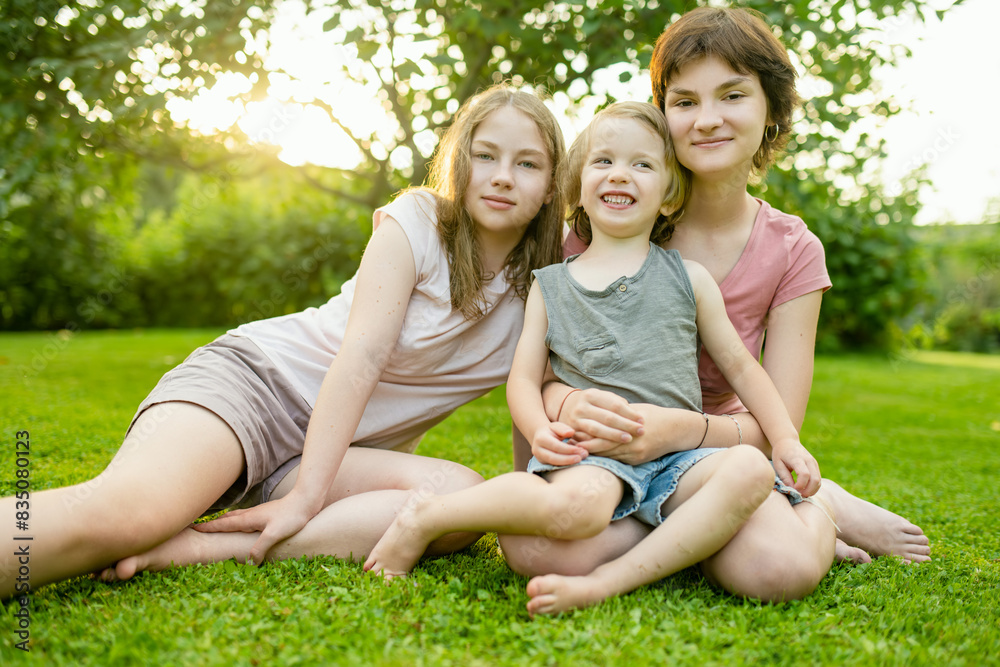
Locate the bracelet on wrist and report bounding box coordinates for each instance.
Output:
[723,414,743,445]
[556,388,582,422]
[695,412,709,449]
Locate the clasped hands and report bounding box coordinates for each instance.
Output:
[531,386,822,497]
[530,387,654,467]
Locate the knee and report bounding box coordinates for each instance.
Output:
[498,533,597,577]
[64,478,192,557]
[748,549,828,603]
[721,446,774,495]
[422,462,485,496]
[705,534,828,603]
[727,445,773,480]
[542,486,612,541]
[499,534,551,577]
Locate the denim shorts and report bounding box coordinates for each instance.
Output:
[528,449,809,527]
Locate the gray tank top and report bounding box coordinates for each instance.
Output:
[533,245,702,412]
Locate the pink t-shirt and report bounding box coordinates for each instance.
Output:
[563,199,831,415]
[232,190,525,451]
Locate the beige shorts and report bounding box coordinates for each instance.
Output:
[127,334,311,514]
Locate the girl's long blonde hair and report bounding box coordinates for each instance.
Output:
[425,83,566,320]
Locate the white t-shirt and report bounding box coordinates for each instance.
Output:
[230,190,525,450]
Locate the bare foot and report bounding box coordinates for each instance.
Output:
[98,555,142,583]
[835,538,872,564]
[525,574,608,616]
[821,479,930,563]
[98,527,254,582]
[363,492,436,579]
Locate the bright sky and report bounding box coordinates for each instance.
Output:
[872,0,1000,223]
[168,0,999,225]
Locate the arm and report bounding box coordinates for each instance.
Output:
[506,284,582,467]
[686,260,821,495]
[753,289,822,433]
[511,426,532,472]
[704,289,823,457]
[198,217,418,562]
[542,381,736,466]
[551,286,823,467]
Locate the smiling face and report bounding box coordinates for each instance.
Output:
[463,106,553,247]
[663,55,770,184]
[578,116,675,242]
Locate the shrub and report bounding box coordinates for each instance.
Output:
[126,169,371,328]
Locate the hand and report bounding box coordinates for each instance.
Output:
[194,492,319,565]
[770,439,821,497]
[530,422,586,467]
[575,434,657,467]
[575,405,696,466]
[558,388,644,443]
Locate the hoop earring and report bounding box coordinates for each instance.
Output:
[764,124,779,142]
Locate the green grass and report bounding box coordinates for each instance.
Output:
[2,329,999,665]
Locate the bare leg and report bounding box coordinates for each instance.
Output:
[505,483,837,605]
[499,518,652,577]
[107,448,489,580]
[719,414,925,564]
[105,489,410,579]
[365,466,623,578]
[102,527,257,580]
[822,479,929,563]
[701,490,837,602]
[525,445,775,615]
[1,403,244,598]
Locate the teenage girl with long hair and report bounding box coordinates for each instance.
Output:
[0,83,567,594]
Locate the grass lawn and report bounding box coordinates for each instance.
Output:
[1,329,999,665]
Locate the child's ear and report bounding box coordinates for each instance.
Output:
[659,200,679,217]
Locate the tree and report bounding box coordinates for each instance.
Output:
[4,0,956,208]
[1,0,964,344]
[0,0,274,203]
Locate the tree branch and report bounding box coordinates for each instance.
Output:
[298,167,379,209]
[306,95,384,169]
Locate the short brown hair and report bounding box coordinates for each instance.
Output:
[563,101,688,247]
[650,6,798,176]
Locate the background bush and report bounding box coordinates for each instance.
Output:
[0,164,371,331]
[2,0,992,352]
[901,220,1000,353]
[125,168,370,328]
[753,169,928,352]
